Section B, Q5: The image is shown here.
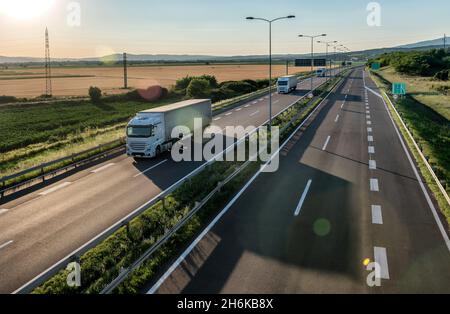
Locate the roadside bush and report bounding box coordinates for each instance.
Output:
[369,49,450,77]
[434,70,449,81]
[432,84,450,95]
[255,79,270,89]
[221,81,257,95]
[0,95,17,104]
[186,78,210,98]
[175,76,193,90]
[210,87,235,103]
[89,86,102,103]
[198,75,219,88]
[242,79,258,88]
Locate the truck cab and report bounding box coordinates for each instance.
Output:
[126,113,167,158]
[277,75,298,94]
[316,68,327,77]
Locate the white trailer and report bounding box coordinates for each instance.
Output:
[126,99,212,158]
[277,75,298,94]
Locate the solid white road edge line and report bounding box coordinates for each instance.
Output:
[371,205,383,225]
[0,240,14,250]
[370,179,380,192]
[374,247,390,280]
[294,180,313,216]
[91,163,115,174]
[146,72,348,294]
[0,209,9,215]
[133,160,169,178]
[322,136,331,151]
[14,74,334,295]
[377,88,450,252]
[39,182,72,196]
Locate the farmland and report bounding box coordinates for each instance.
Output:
[376,66,450,119]
[0,63,308,98]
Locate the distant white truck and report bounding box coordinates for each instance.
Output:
[316,68,327,77]
[277,75,298,94]
[126,99,212,159]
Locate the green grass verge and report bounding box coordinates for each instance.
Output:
[31,71,346,295]
[370,70,450,227]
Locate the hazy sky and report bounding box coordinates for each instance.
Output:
[1,0,449,58]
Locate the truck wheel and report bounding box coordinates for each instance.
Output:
[156,146,161,156]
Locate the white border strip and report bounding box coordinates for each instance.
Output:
[372,76,450,251]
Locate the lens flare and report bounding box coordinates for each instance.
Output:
[0,0,55,20]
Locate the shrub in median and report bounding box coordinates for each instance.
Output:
[89,86,102,103]
[186,78,211,98]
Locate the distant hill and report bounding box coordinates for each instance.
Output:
[1,37,448,65]
[396,37,447,49]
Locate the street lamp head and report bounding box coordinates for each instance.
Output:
[321,34,327,37]
[246,17,254,20]
[298,34,304,37]
[287,15,296,19]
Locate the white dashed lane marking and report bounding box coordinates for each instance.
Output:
[374,247,390,280]
[39,182,72,196]
[91,163,115,174]
[370,179,380,192]
[372,205,383,225]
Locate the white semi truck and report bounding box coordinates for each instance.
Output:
[126,99,212,158]
[316,68,327,77]
[277,75,298,94]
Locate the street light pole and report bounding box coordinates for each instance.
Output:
[299,34,327,94]
[247,15,295,130]
[317,40,337,82]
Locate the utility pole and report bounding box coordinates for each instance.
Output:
[44,27,52,97]
[123,52,128,89]
[286,60,289,75]
[299,34,327,94]
[246,15,296,130]
[444,34,447,50]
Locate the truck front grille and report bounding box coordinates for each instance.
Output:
[130,143,146,151]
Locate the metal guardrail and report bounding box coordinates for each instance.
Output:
[100,70,350,294]
[13,68,349,294]
[1,72,321,200]
[382,91,450,207]
[0,139,125,199]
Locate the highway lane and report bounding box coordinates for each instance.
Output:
[0,73,336,293]
[150,68,450,294]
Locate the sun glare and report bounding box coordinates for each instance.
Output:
[0,0,55,20]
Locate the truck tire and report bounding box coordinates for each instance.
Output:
[156,146,161,156]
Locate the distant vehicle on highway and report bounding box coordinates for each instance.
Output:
[316,68,327,77]
[277,75,298,94]
[126,99,212,159]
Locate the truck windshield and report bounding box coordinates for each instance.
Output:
[278,81,288,86]
[127,125,154,138]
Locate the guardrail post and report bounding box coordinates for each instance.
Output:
[0,180,5,198]
[41,166,45,182]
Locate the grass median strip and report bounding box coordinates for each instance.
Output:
[31,71,347,295]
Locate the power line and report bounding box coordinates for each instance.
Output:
[44,27,52,97]
[123,52,128,89]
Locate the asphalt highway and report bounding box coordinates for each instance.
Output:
[0,73,335,293]
[150,68,450,294]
